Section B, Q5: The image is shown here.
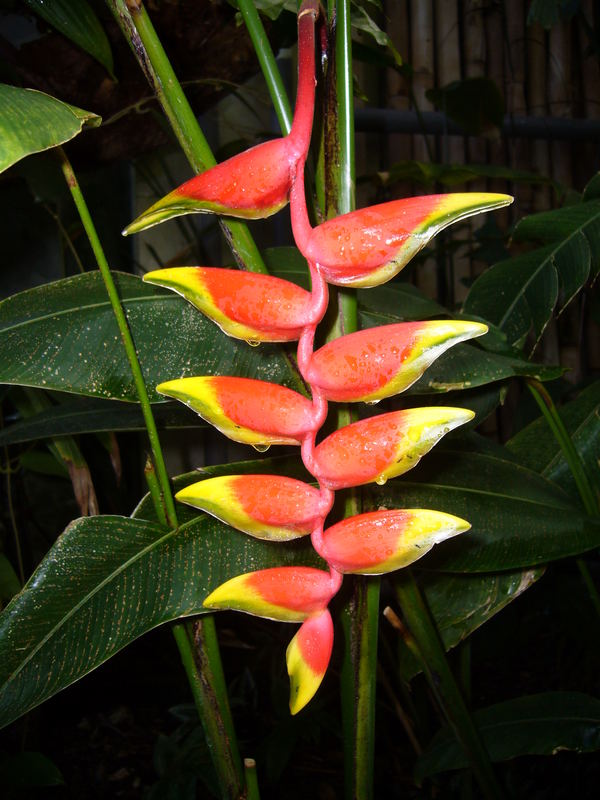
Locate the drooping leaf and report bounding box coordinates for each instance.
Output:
[0,751,64,788]
[415,692,600,779]
[464,200,600,350]
[23,0,114,77]
[398,568,544,681]
[379,161,555,191]
[0,514,321,729]
[0,85,100,174]
[0,398,199,447]
[367,440,600,571]
[506,380,600,503]
[0,272,303,402]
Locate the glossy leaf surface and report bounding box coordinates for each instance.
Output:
[287,609,334,714]
[0,514,321,729]
[0,273,302,401]
[465,200,600,350]
[302,193,512,287]
[176,474,324,541]
[144,267,313,342]
[124,138,294,235]
[203,567,335,621]
[157,376,314,446]
[313,407,474,490]
[320,509,470,574]
[306,321,487,402]
[0,85,100,174]
[370,441,600,571]
[416,692,600,778]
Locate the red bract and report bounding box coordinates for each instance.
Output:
[291,192,513,287]
[318,509,470,574]
[143,267,315,343]
[176,474,329,541]
[305,319,487,402]
[310,407,474,490]
[287,609,334,713]
[157,376,319,447]
[203,566,339,622]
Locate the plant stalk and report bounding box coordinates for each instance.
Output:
[395,571,504,800]
[59,146,244,799]
[106,0,267,274]
[236,0,293,134]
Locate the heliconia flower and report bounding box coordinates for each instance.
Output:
[203,567,337,622]
[311,407,474,490]
[304,320,488,402]
[286,609,334,714]
[143,267,314,343]
[157,376,316,447]
[291,193,512,288]
[318,509,470,574]
[176,474,328,541]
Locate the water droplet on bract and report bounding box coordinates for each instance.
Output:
[252,443,271,453]
[246,340,261,347]
[365,399,380,406]
[375,474,387,486]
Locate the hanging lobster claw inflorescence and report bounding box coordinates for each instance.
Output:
[125,0,513,713]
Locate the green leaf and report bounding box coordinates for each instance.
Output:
[0,272,303,402]
[426,78,504,136]
[23,0,114,78]
[399,568,543,681]
[0,751,64,788]
[350,3,402,66]
[408,344,563,394]
[0,85,100,174]
[527,0,579,29]
[465,200,600,350]
[0,513,321,729]
[507,380,600,504]
[583,172,600,201]
[0,398,200,446]
[358,282,446,326]
[367,441,600,571]
[416,692,600,779]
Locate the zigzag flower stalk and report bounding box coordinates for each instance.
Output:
[127,0,513,714]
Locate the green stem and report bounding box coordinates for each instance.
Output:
[57,148,178,530]
[237,0,293,134]
[527,380,600,618]
[173,619,244,798]
[59,146,243,800]
[244,758,261,800]
[144,455,168,527]
[395,572,504,800]
[106,0,267,274]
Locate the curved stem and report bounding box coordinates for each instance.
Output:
[289,1,319,156]
[290,158,314,254]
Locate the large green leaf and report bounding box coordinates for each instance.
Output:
[507,381,600,504]
[464,200,600,350]
[398,568,543,681]
[0,85,100,174]
[0,272,302,402]
[0,513,321,729]
[408,344,562,394]
[0,398,199,446]
[23,0,114,77]
[415,692,600,779]
[367,440,600,571]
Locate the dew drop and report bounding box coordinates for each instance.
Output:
[246,340,261,348]
[252,443,271,453]
[365,399,380,406]
[375,474,388,486]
